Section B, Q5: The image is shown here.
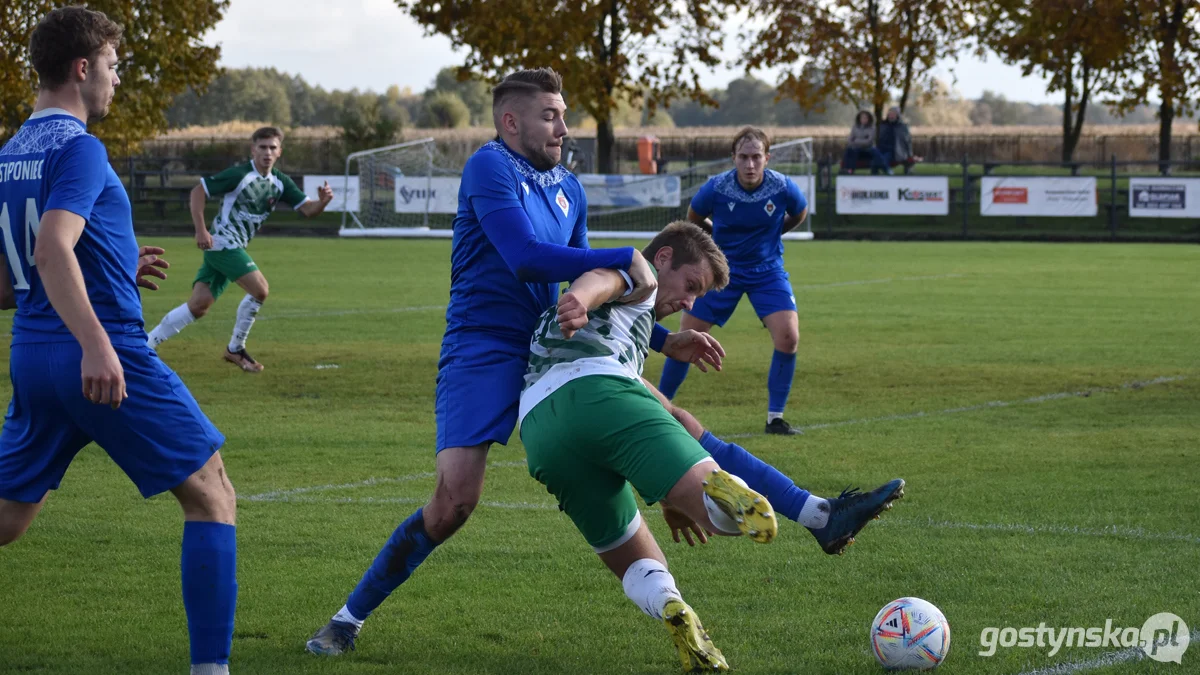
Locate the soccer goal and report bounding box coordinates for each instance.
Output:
[338,137,815,240]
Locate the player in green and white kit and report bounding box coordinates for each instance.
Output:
[519,221,777,672]
[146,126,333,371]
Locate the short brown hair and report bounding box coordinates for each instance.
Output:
[251,127,284,143]
[731,126,770,155]
[30,6,124,90]
[491,68,563,111]
[642,221,730,292]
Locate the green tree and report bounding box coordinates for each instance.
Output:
[340,95,403,153]
[978,0,1133,162]
[419,90,471,128]
[1109,0,1200,168]
[400,0,733,172]
[430,67,491,125]
[0,0,227,153]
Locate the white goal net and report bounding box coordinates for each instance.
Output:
[338,137,814,240]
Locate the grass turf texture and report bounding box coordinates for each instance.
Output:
[1,238,1197,674]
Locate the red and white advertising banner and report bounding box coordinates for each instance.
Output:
[980,176,1097,217]
[835,176,950,215]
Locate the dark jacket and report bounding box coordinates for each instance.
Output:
[877,107,913,162]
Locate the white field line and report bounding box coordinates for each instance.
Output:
[249,274,965,322]
[725,376,1188,439]
[241,459,528,502]
[1015,630,1200,675]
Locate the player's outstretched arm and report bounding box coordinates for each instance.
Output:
[35,210,126,408]
[0,255,14,310]
[555,263,636,339]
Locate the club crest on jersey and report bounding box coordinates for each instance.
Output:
[763,199,776,216]
[556,189,569,217]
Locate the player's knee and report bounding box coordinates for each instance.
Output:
[252,285,268,303]
[774,332,799,354]
[188,298,212,318]
[0,518,33,546]
[427,482,482,538]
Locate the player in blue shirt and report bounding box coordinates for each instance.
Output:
[658,127,809,435]
[0,9,237,675]
[306,68,726,656]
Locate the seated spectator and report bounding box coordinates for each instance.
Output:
[877,107,921,171]
[841,111,890,175]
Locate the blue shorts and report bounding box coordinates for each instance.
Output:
[686,266,796,327]
[0,342,224,502]
[435,340,529,452]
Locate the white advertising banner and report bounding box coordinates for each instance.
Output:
[304,175,359,212]
[835,176,950,215]
[579,174,682,207]
[394,176,460,213]
[1128,178,1200,218]
[980,176,1097,217]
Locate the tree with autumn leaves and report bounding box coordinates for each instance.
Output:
[0,0,226,155]
[401,0,733,173]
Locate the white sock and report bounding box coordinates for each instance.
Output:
[332,604,365,630]
[190,664,229,675]
[622,558,681,621]
[147,303,196,349]
[767,411,784,423]
[228,294,263,352]
[799,495,831,529]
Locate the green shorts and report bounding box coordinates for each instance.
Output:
[193,247,258,300]
[520,375,711,551]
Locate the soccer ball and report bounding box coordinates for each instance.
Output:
[870,597,951,670]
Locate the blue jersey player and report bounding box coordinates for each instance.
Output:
[0,9,237,675]
[307,68,726,656]
[658,127,809,435]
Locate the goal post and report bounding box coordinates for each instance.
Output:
[338,137,815,241]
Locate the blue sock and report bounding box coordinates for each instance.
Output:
[768,350,797,414]
[699,431,809,522]
[345,508,438,621]
[658,357,691,400]
[181,521,237,665]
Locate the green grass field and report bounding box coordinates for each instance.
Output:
[2,238,1197,674]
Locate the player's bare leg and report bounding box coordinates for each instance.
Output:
[0,493,49,546]
[307,444,490,656]
[224,271,268,373]
[761,309,801,435]
[597,519,728,672]
[664,459,778,544]
[148,283,215,350]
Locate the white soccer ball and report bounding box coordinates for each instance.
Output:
[870,597,951,670]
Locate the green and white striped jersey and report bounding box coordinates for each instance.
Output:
[518,283,656,424]
[200,160,308,250]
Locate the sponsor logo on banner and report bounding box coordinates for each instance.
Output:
[303,175,359,212]
[393,177,460,213]
[1128,178,1200,218]
[992,187,1028,204]
[980,177,1097,217]
[579,174,681,207]
[835,176,950,215]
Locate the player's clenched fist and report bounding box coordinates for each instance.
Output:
[81,342,126,408]
[622,249,657,304]
[555,291,589,339]
[196,229,213,250]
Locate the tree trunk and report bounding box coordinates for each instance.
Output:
[1061,61,1074,164]
[867,0,886,129]
[1158,99,1174,171]
[597,116,616,174]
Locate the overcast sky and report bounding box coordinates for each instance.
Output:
[205,0,1058,104]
